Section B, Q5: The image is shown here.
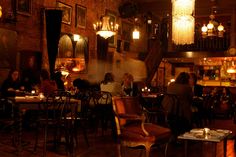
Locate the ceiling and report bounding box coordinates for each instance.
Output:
[134,0,236,18]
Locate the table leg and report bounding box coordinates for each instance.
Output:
[16,110,23,156]
[212,142,216,157]
[223,139,227,157]
[184,140,188,157]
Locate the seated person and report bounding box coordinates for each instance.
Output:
[121,73,139,96]
[53,71,65,91]
[39,69,57,96]
[73,78,90,92]
[1,69,25,97]
[162,72,193,137]
[100,72,122,96]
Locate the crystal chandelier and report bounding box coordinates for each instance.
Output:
[201,9,224,38]
[93,16,119,39]
[172,0,195,45]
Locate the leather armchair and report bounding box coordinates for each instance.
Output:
[112,96,171,157]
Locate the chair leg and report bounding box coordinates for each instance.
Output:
[145,143,152,157]
[164,143,169,157]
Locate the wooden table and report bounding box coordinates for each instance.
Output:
[178,128,232,157]
[9,95,80,156]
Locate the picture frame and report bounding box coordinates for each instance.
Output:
[106,9,117,47]
[57,1,72,25]
[16,0,32,16]
[75,5,86,29]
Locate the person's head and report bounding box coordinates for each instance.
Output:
[40,69,50,81]
[8,69,20,82]
[103,72,114,84]
[122,73,134,85]
[189,72,197,86]
[175,72,190,84]
[54,71,62,80]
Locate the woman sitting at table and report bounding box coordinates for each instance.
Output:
[1,69,25,97]
[39,69,57,96]
[100,72,122,96]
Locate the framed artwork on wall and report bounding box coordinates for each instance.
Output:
[57,1,72,25]
[16,0,32,16]
[106,9,117,47]
[75,5,86,28]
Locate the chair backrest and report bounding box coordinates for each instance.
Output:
[39,91,72,124]
[112,96,142,135]
[0,97,14,120]
[90,91,112,106]
[161,94,180,116]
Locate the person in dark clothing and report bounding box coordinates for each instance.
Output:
[53,71,65,91]
[1,69,24,97]
[21,56,40,92]
[73,78,90,92]
[189,72,203,97]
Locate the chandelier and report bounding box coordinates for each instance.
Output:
[93,16,119,39]
[201,10,224,38]
[172,0,195,45]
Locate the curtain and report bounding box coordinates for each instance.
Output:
[45,9,62,77]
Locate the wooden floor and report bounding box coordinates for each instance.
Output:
[0,118,236,157]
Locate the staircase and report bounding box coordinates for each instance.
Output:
[145,18,168,84]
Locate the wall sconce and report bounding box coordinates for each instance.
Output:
[73,34,80,41]
[132,28,140,39]
[133,17,140,39]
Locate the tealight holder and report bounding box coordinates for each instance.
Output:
[203,128,210,136]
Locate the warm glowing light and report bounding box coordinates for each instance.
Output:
[227,67,236,73]
[61,70,69,77]
[72,67,80,72]
[201,10,224,37]
[93,16,119,39]
[172,15,195,45]
[73,34,80,41]
[0,6,2,18]
[172,0,195,45]
[207,21,214,30]
[172,0,195,15]
[132,28,140,39]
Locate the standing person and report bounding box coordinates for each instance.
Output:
[1,69,25,97]
[39,69,57,96]
[162,72,193,138]
[100,72,122,96]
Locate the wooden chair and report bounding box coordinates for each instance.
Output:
[34,91,78,157]
[90,91,114,136]
[112,96,171,157]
